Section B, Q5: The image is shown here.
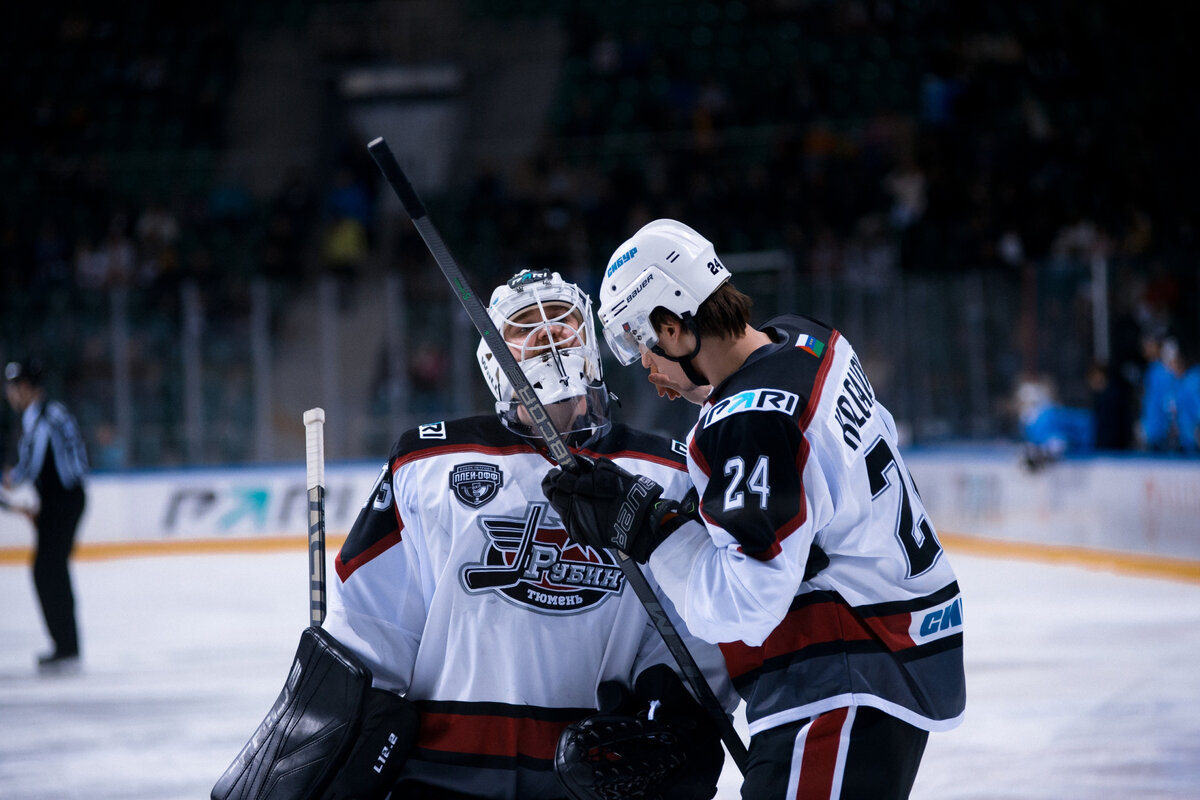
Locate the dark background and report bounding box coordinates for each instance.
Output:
[2,0,1197,467]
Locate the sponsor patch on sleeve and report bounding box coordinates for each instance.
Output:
[702,388,799,428]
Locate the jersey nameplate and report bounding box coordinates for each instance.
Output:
[832,354,875,451]
[702,388,799,429]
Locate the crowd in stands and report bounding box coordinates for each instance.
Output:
[3,0,1199,465]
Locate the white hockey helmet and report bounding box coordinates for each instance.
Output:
[597,219,731,365]
[476,269,610,439]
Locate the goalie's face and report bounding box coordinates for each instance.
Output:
[502,302,587,362]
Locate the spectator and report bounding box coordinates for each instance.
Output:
[1139,333,1179,451]
[1175,341,1200,453]
[1013,372,1094,468]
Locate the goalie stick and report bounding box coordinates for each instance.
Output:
[366,136,749,775]
[304,408,327,626]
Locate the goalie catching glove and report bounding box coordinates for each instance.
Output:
[542,456,697,563]
[555,664,724,800]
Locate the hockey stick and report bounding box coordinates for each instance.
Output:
[367,137,749,774]
[304,407,327,626]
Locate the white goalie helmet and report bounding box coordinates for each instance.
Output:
[597,219,731,365]
[476,269,610,439]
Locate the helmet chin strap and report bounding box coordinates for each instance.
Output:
[651,314,710,387]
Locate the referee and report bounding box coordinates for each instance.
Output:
[4,358,89,672]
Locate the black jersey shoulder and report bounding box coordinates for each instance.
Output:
[582,422,688,467]
[389,415,531,464]
[702,314,835,429]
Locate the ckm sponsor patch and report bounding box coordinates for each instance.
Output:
[911,595,964,643]
[450,462,503,508]
[702,388,800,429]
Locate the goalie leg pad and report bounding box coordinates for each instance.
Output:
[212,626,373,800]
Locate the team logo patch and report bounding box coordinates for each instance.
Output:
[460,503,624,614]
[450,462,503,508]
[702,388,800,428]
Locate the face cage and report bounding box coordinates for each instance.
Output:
[477,332,605,415]
[503,304,589,366]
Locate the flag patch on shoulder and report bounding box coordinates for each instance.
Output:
[796,334,825,357]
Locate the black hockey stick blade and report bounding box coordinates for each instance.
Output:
[366,136,748,774]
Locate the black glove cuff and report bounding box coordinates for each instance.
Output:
[650,486,701,537]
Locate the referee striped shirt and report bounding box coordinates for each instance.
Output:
[11,398,89,492]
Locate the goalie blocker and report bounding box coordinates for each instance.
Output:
[212,626,418,800]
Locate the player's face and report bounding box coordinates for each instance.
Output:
[503,302,585,362]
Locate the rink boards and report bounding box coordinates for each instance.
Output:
[2,447,1198,580]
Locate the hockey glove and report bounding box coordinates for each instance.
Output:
[542,456,683,563]
[554,664,724,800]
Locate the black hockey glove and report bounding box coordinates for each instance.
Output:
[542,456,683,563]
[554,664,724,800]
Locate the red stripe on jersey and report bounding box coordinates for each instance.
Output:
[335,528,404,583]
[799,329,841,431]
[745,331,841,560]
[796,706,849,798]
[417,711,570,761]
[578,447,688,472]
[688,433,710,476]
[719,598,916,680]
[392,442,534,470]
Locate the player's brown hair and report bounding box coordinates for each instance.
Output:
[650,282,753,341]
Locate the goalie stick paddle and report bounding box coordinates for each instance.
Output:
[367,136,749,775]
[304,407,327,626]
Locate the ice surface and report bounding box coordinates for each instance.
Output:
[1,548,1197,799]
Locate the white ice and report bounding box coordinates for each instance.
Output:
[2,548,1198,799]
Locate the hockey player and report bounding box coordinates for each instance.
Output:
[316,269,735,799]
[543,220,966,799]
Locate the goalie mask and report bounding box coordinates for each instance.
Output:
[476,269,611,442]
[597,219,731,370]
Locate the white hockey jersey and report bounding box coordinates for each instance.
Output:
[648,314,966,737]
[323,416,735,799]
